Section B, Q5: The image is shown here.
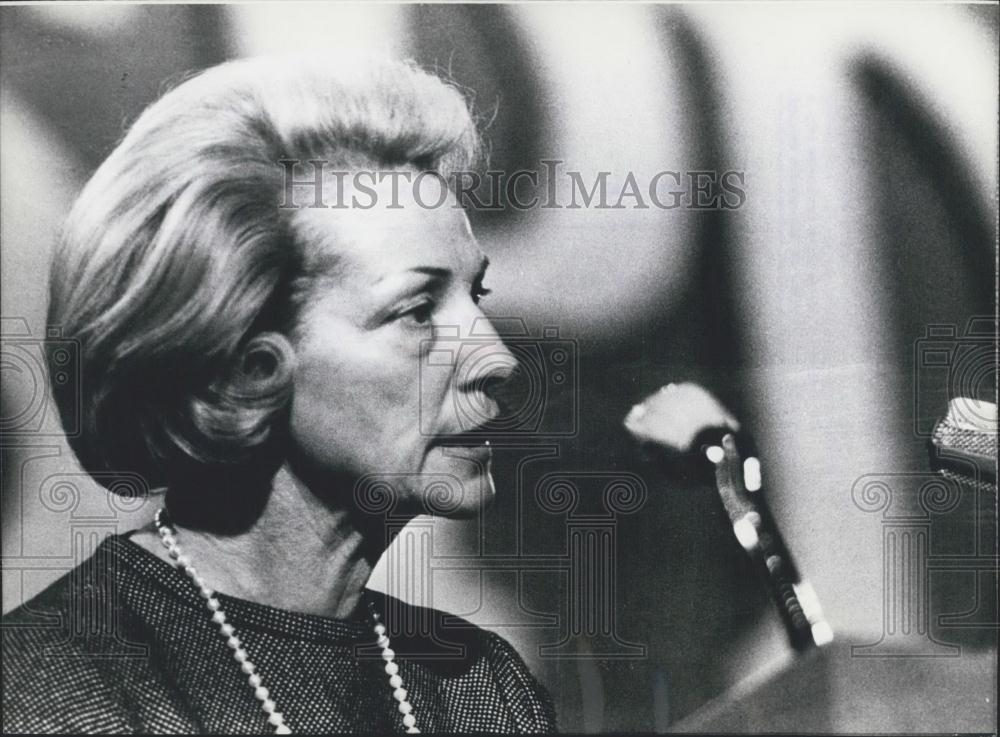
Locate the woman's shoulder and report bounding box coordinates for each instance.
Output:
[3,554,105,650]
[2,544,142,733]
[373,592,558,732]
[3,536,134,643]
[369,590,516,657]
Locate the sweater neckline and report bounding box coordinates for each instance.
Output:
[103,533,378,644]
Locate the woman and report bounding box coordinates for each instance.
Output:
[2,54,556,734]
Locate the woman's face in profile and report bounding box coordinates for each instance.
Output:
[286,171,513,518]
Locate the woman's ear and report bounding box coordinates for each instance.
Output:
[235,332,297,394]
[183,331,297,486]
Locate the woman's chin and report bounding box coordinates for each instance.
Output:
[435,469,496,519]
[416,449,496,518]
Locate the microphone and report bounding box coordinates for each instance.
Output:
[623,382,833,652]
[928,396,997,486]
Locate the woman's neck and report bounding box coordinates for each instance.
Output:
[131,465,381,620]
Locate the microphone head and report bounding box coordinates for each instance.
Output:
[624,382,742,453]
[929,397,997,483]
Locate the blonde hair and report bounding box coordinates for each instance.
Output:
[48,54,480,495]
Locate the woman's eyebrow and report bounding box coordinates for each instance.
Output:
[408,266,452,280]
[407,256,489,283]
[371,267,448,290]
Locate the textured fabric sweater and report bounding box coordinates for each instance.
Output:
[1,534,557,734]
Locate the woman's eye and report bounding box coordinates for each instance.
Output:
[399,301,434,326]
[472,285,493,305]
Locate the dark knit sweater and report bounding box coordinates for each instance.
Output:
[1,534,556,734]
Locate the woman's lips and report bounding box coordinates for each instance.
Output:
[437,440,492,462]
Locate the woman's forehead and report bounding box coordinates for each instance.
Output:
[291,179,483,282]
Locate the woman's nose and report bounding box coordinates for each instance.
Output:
[456,315,519,395]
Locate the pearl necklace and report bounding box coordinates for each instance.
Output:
[153,508,420,734]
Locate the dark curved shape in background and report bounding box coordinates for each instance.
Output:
[408,4,547,227]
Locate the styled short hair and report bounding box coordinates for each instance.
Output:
[48,54,480,498]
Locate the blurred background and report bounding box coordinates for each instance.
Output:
[1,2,997,732]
